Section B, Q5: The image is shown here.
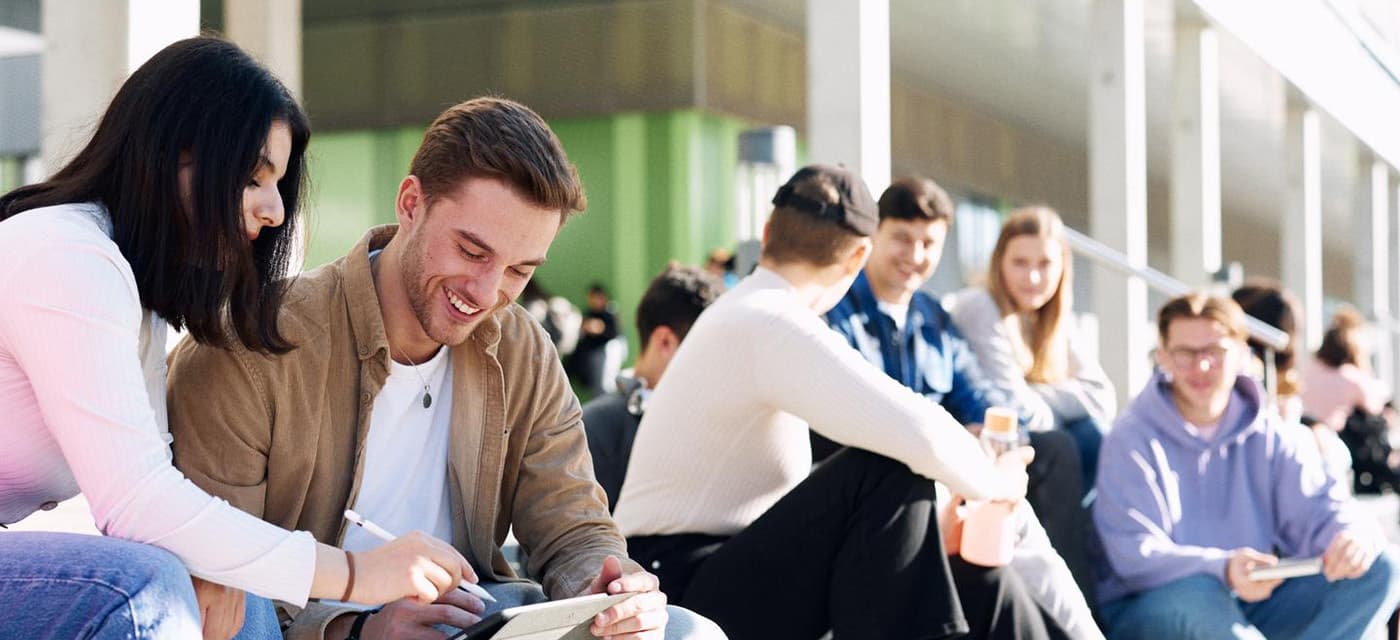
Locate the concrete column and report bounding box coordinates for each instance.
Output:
[806,0,890,193]
[1282,94,1323,349]
[1355,156,1391,387]
[40,0,197,174]
[1391,172,1400,400]
[22,155,43,186]
[1170,18,1221,287]
[1090,0,1150,403]
[224,0,302,99]
[225,0,304,272]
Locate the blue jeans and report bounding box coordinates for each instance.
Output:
[1101,548,1400,640]
[0,532,280,640]
[1061,415,1105,496]
[0,532,201,639]
[236,592,282,639]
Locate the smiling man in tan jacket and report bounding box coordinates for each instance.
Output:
[167,97,720,640]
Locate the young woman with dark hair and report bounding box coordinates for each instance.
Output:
[0,37,470,639]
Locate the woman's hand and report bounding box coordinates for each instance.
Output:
[190,577,246,640]
[312,533,474,605]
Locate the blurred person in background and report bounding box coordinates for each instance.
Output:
[1095,293,1399,640]
[616,165,1054,640]
[1302,308,1390,431]
[567,283,622,397]
[1230,281,1355,487]
[1303,308,1399,494]
[1231,280,1304,422]
[705,247,739,289]
[827,179,1098,637]
[520,279,582,357]
[583,265,724,510]
[947,206,1115,494]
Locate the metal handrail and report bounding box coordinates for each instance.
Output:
[1062,225,1291,352]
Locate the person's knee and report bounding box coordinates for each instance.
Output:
[119,542,196,600]
[1108,575,1241,640]
[663,605,728,640]
[1112,608,1230,640]
[1351,546,1400,597]
[96,541,201,637]
[824,448,927,491]
[480,581,549,613]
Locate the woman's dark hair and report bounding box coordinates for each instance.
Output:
[0,36,309,353]
[1232,278,1302,396]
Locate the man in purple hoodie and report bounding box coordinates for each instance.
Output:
[1094,292,1400,639]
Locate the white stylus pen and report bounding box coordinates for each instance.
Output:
[343,509,497,603]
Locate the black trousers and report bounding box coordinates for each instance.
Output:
[627,448,1062,640]
[812,429,1097,606]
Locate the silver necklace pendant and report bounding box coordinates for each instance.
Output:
[422,389,433,409]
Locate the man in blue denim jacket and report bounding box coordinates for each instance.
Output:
[824,176,1096,609]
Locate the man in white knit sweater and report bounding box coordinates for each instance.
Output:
[613,165,1063,639]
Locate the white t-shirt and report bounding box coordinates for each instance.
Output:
[876,299,910,333]
[343,344,456,552]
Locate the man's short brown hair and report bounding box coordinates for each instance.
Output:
[1157,292,1249,343]
[878,176,954,225]
[410,97,587,218]
[761,173,864,267]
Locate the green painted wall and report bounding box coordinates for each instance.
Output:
[301,128,422,267]
[0,158,22,193]
[299,108,752,361]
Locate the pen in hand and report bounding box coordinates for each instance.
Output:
[343,509,497,603]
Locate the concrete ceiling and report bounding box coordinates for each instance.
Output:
[269,0,1374,247]
[725,0,1367,260]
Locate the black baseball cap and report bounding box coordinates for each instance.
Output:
[770,164,879,236]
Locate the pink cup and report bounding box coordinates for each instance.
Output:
[959,501,1015,567]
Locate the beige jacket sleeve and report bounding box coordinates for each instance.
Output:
[507,318,642,599]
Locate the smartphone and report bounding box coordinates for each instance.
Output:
[1247,557,1322,581]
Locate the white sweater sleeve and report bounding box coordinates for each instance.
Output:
[751,305,1016,501]
[951,289,1116,426]
[0,239,316,605]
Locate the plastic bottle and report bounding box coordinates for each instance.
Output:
[978,406,1021,457]
[960,406,1020,567]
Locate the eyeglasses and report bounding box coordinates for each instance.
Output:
[1166,345,1230,369]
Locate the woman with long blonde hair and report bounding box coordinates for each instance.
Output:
[949,206,1115,489]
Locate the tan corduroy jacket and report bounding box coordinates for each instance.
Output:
[167,226,636,639]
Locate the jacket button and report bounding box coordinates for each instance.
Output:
[361,392,372,403]
[358,346,369,356]
[39,501,58,511]
[650,560,661,570]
